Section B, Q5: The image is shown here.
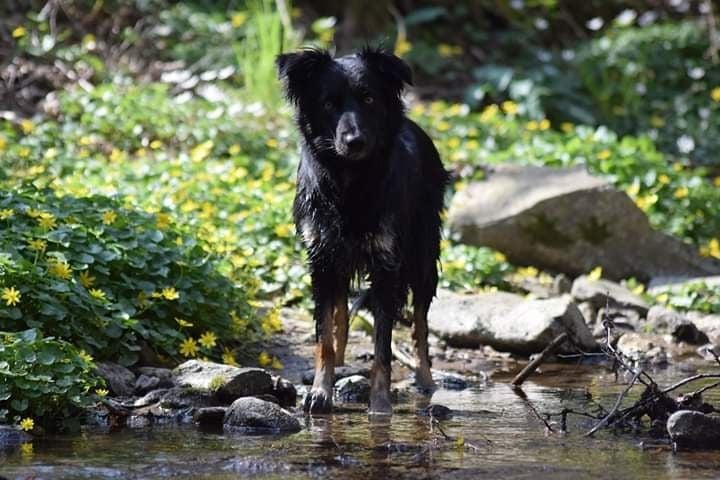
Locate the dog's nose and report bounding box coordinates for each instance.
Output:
[342,132,366,150]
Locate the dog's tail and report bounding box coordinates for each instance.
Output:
[349,289,370,320]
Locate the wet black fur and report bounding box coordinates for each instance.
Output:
[277,46,448,368]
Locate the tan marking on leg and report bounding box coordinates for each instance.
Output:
[333,295,349,367]
[412,304,435,390]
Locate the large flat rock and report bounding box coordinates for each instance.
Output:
[428,289,597,354]
[449,165,720,282]
[173,360,273,402]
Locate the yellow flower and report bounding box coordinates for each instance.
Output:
[700,239,720,259]
[228,144,242,155]
[20,443,33,456]
[526,120,539,131]
[190,141,213,162]
[79,270,96,288]
[597,149,611,160]
[19,147,30,157]
[1,286,21,306]
[588,266,603,280]
[271,357,284,370]
[538,119,551,131]
[650,115,665,128]
[625,183,640,197]
[657,174,670,185]
[632,284,645,295]
[710,86,720,103]
[156,213,171,230]
[101,210,117,225]
[28,238,47,252]
[266,138,279,149]
[95,388,109,397]
[655,293,670,304]
[175,317,194,328]
[49,260,72,280]
[673,187,689,199]
[12,26,26,38]
[0,208,14,220]
[161,287,179,300]
[394,38,412,57]
[501,101,518,115]
[179,337,199,357]
[261,308,282,334]
[19,418,34,431]
[149,139,163,149]
[231,12,247,27]
[672,162,684,172]
[89,288,107,301]
[20,119,34,134]
[258,351,272,367]
[714,177,720,188]
[437,43,461,57]
[560,122,574,133]
[109,148,124,162]
[78,350,94,363]
[273,223,292,238]
[493,251,507,262]
[0,136,6,150]
[634,194,658,211]
[199,331,217,349]
[517,266,539,278]
[37,212,57,230]
[222,350,238,366]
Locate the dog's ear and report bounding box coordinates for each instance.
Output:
[276,48,333,105]
[359,46,414,90]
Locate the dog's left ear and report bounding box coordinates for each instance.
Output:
[360,46,414,90]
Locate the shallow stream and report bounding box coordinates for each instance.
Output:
[2,363,720,479]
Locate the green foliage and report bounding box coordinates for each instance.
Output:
[0,186,255,366]
[439,243,514,291]
[576,21,720,165]
[0,329,100,429]
[411,101,720,248]
[654,282,720,315]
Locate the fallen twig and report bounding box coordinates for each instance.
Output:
[511,332,568,387]
[585,369,642,437]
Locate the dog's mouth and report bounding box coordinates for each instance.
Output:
[334,138,374,161]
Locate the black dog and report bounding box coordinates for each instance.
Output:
[276,47,448,414]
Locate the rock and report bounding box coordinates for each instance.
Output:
[223,397,301,433]
[439,374,468,390]
[335,375,371,403]
[647,306,709,345]
[194,406,228,427]
[127,414,151,428]
[552,274,572,295]
[135,374,160,395]
[448,165,720,282]
[136,367,175,388]
[301,365,370,385]
[95,362,136,397]
[0,425,31,449]
[616,332,669,365]
[571,276,649,315]
[667,410,720,449]
[173,360,273,402]
[134,388,169,407]
[428,289,597,354]
[686,312,720,344]
[271,376,297,408]
[159,387,216,409]
[596,307,642,330]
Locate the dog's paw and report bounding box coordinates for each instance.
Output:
[303,388,333,414]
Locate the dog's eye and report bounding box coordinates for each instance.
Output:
[363,96,374,105]
[323,101,333,110]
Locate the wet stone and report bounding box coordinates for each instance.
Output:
[223,397,301,433]
[134,388,169,407]
[173,360,273,401]
[159,387,216,409]
[271,376,297,408]
[335,375,371,403]
[95,362,136,397]
[194,407,228,427]
[136,367,175,388]
[135,374,161,395]
[439,374,468,390]
[419,404,453,420]
[302,365,370,385]
[667,410,720,449]
[0,426,31,449]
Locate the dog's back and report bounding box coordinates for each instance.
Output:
[277,47,448,414]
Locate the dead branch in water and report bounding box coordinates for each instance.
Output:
[512,332,568,387]
[585,369,643,437]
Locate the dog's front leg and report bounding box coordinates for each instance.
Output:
[304,275,336,414]
[368,273,403,415]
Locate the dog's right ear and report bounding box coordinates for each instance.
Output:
[276,49,332,105]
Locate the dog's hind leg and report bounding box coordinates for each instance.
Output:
[304,276,337,414]
[333,291,349,367]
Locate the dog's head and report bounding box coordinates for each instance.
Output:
[277,47,413,163]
